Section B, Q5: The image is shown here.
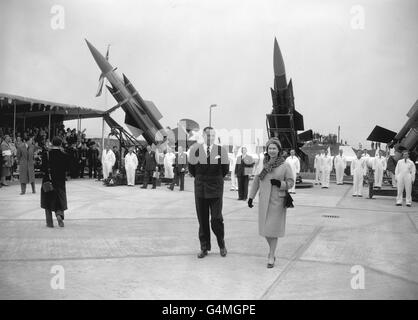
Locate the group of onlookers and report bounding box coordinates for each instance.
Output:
[106,144,188,190]
[312,147,416,206]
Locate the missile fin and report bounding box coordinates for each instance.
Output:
[144,100,163,121]
[294,110,304,131]
[298,129,313,142]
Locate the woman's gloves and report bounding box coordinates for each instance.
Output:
[248,198,253,208]
[270,179,281,187]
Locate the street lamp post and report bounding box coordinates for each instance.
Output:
[209,104,217,127]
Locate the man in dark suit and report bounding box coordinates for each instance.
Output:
[235,147,254,200]
[87,142,99,179]
[141,145,157,189]
[169,146,187,191]
[188,127,229,258]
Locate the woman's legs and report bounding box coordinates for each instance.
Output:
[20,183,26,195]
[265,237,278,264]
[31,182,36,193]
[45,209,53,227]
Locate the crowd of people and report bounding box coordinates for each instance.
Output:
[0,125,104,193]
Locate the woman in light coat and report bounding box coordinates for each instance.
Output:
[248,138,294,268]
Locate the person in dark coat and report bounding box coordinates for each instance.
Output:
[16,136,36,194]
[235,147,255,200]
[188,127,229,259]
[78,142,88,178]
[141,145,158,189]
[169,146,187,191]
[40,136,70,228]
[87,142,99,179]
[68,143,79,179]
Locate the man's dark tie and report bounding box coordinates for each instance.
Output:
[207,145,210,162]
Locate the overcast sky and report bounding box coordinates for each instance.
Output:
[0,0,417,148]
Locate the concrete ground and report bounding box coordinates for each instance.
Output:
[0,177,417,300]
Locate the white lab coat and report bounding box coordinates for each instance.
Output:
[395,159,416,205]
[102,149,116,179]
[124,152,138,186]
[334,155,347,184]
[286,155,300,193]
[320,155,332,188]
[314,154,321,184]
[362,154,372,168]
[229,154,238,190]
[373,156,387,188]
[164,152,176,179]
[351,158,366,196]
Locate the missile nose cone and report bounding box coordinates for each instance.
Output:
[273,37,287,89]
[85,39,112,74]
[273,38,286,77]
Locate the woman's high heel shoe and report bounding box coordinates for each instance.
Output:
[267,256,276,268]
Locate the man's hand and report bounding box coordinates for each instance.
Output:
[270,179,281,187]
[248,198,253,208]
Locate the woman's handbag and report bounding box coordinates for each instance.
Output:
[42,151,54,193]
[284,191,294,208]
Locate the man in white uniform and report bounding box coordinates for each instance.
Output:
[229,147,239,191]
[124,147,138,186]
[334,149,347,185]
[164,147,176,180]
[314,151,321,185]
[373,150,387,189]
[101,145,116,180]
[351,151,366,197]
[286,149,300,194]
[395,150,416,207]
[321,149,332,188]
[362,149,371,168]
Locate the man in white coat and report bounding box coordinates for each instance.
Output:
[314,151,321,185]
[102,145,116,180]
[164,147,176,186]
[395,150,416,207]
[351,151,366,197]
[286,149,300,194]
[373,150,387,189]
[334,149,347,185]
[321,149,332,188]
[229,147,239,191]
[124,147,138,186]
[362,149,371,168]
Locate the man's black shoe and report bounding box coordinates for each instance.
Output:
[197,250,208,259]
[220,247,227,257]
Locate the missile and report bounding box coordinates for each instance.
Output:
[267,37,312,163]
[273,37,287,90]
[85,39,164,144]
